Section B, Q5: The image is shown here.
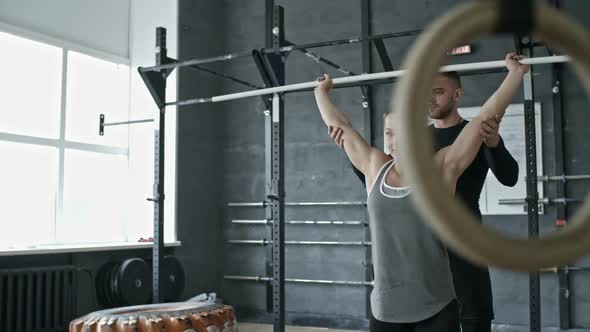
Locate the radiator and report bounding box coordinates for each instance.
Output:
[0,266,78,332]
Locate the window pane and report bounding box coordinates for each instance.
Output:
[164,100,177,243]
[66,51,129,147]
[0,142,58,249]
[60,150,130,244]
[0,31,62,138]
[126,112,176,243]
[164,72,177,242]
[127,126,154,242]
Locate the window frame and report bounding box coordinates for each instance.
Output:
[0,24,178,253]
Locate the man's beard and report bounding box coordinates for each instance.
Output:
[429,102,454,120]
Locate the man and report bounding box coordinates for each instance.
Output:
[329,69,520,332]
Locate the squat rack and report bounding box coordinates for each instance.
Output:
[134,1,586,331]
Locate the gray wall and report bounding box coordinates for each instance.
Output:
[177,0,590,331]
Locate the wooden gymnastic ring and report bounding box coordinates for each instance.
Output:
[395,1,590,271]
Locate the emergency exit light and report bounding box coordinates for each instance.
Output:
[447,45,472,55]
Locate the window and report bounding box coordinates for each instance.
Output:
[0,32,62,138]
[458,103,544,215]
[0,30,176,251]
[66,51,130,147]
[0,142,58,248]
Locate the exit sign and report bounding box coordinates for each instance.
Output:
[447,45,472,55]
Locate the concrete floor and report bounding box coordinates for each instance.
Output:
[237,323,362,332]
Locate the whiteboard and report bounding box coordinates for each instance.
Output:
[458,103,544,215]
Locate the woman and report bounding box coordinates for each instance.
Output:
[313,53,529,332]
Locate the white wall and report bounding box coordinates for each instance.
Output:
[0,0,130,60]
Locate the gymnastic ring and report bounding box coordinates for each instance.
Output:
[69,302,236,332]
[394,1,590,271]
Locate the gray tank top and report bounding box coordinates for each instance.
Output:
[367,159,455,323]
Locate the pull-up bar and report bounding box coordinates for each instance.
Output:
[165,55,570,107]
[99,114,154,136]
[139,30,421,73]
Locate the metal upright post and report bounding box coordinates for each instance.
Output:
[360,0,374,321]
[521,37,541,332]
[543,1,571,327]
[152,27,168,304]
[264,5,286,332]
